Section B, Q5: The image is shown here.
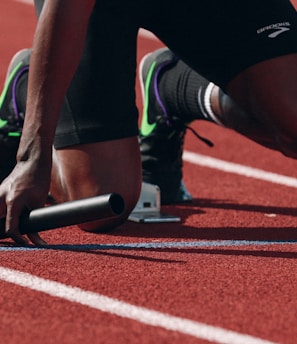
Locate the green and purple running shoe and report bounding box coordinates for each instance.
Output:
[139,48,193,205]
[0,49,30,182]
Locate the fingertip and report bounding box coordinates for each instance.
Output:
[9,232,29,246]
[28,233,48,246]
[5,209,26,245]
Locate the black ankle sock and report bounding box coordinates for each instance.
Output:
[16,72,28,118]
[158,59,218,123]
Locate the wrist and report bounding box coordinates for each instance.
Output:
[16,133,53,165]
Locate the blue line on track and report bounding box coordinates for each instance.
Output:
[0,240,296,251]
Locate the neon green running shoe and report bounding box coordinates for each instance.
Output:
[0,49,30,181]
[139,48,193,205]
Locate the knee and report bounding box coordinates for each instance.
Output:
[51,137,143,232]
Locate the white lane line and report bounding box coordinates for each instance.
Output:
[0,267,277,344]
[15,0,33,4]
[183,151,297,188]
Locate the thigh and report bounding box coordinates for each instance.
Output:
[48,2,143,230]
[145,0,297,90]
[54,1,140,148]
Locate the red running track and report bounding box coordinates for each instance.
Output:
[1,2,297,344]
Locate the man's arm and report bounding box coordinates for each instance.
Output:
[0,0,95,244]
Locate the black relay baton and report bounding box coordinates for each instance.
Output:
[0,193,125,236]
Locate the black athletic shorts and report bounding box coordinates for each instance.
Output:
[52,0,297,148]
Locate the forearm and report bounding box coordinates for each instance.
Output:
[18,0,95,163]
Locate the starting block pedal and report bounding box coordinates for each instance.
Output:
[128,182,181,223]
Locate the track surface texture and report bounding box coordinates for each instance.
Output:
[1,1,297,344]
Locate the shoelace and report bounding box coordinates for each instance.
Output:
[161,115,214,148]
[185,124,214,147]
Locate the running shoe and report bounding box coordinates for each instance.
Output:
[139,48,193,205]
[0,49,30,182]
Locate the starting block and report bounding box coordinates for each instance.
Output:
[128,182,181,223]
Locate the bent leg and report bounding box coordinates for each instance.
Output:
[48,3,141,231]
[147,0,297,156]
[50,136,142,232]
[148,53,297,156]
[140,50,285,151]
